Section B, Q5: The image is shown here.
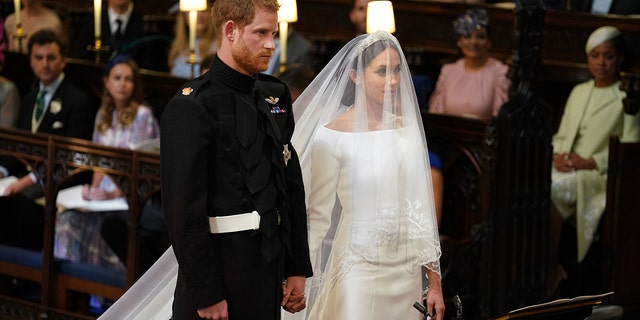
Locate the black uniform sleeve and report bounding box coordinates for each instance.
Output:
[161,92,225,308]
[281,86,313,278]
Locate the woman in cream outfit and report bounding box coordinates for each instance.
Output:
[549,26,640,293]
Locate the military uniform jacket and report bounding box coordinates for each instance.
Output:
[161,55,312,310]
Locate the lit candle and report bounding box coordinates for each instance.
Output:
[13,0,21,25]
[279,21,288,67]
[277,0,297,70]
[188,10,197,52]
[94,0,102,39]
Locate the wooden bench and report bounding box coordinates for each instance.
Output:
[0,128,161,319]
[602,136,640,310]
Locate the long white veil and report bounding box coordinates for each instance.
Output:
[97,247,176,319]
[284,31,441,319]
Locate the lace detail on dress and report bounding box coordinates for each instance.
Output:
[307,197,442,307]
[347,199,441,274]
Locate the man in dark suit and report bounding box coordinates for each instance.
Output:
[265,28,314,75]
[161,0,312,318]
[73,0,168,71]
[0,29,96,250]
[572,0,640,14]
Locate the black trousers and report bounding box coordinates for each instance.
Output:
[171,231,285,320]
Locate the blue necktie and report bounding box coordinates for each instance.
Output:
[34,89,47,121]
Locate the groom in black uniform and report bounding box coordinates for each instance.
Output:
[160,0,312,318]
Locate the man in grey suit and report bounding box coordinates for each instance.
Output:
[0,29,96,251]
[265,28,314,75]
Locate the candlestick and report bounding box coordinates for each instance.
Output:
[277,0,297,73]
[11,24,27,54]
[13,0,21,25]
[180,0,207,78]
[279,21,288,73]
[188,10,197,52]
[94,0,102,39]
[87,38,110,63]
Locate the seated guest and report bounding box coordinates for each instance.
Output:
[100,194,170,274]
[548,26,640,296]
[0,29,95,251]
[54,56,160,269]
[430,151,444,226]
[167,3,217,79]
[276,63,315,102]
[3,0,63,53]
[571,0,640,15]
[428,7,510,121]
[200,52,214,75]
[264,28,314,75]
[72,0,166,71]
[0,51,21,128]
[349,0,370,36]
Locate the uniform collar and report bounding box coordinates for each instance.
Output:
[210,55,256,94]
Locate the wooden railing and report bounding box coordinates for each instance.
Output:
[0,128,160,319]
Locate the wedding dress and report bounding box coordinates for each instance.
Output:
[298,125,435,320]
[284,31,442,319]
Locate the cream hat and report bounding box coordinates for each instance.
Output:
[585,26,620,54]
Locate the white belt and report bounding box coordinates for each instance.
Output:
[209,211,260,234]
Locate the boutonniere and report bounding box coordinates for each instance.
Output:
[50,99,62,114]
[265,96,286,114]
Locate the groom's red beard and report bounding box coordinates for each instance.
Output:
[232,36,272,74]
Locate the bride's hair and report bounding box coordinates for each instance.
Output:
[341,39,401,106]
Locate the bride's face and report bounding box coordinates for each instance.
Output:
[361,47,401,108]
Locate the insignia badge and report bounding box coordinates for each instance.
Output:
[265,96,280,104]
[283,144,291,166]
[182,87,194,96]
[270,106,287,114]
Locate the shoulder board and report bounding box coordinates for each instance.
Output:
[177,75,209,98]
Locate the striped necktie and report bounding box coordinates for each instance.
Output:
[34,89,47,121]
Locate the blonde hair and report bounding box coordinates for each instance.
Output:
[96,57,144,134]
[167,9,217,70]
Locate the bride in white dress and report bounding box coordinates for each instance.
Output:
[99,31,443,320]
[286,31,444,320]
